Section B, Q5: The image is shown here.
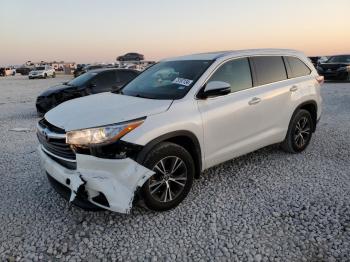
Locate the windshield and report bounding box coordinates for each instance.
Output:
[327,55,350,63]
[67,72,97,86]
[121,60,212,99]
[35,67,45,70]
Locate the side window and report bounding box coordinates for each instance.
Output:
[208,58,252,93]
[117,71,138,84]
[251,56,287,86]
[90,71,116,91]
[285,56,311,78]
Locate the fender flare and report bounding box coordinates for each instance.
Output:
[289,100,318,132]
[136,130,202,178]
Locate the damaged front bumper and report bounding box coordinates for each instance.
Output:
[38,145,154,214]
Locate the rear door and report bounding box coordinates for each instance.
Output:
[249,56,294,143]
[283,55,316,122]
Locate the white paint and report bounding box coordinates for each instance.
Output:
[45,92,172,131]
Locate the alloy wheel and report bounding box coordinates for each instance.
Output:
[149,156,187,203]
[294,116,311,148]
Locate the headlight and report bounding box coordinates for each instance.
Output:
[66,119,144,146]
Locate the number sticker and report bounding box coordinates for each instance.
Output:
[172,77,193,86]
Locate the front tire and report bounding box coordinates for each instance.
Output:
[280,109,313,153]
[52,72,56,78]
[140,142,194,211]
[43,73,47,79]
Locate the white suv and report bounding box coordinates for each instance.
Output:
[29,65,55,79]
[37,49,323,213]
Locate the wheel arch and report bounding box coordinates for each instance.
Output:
[136,130,202,178]
[292,100,318,132]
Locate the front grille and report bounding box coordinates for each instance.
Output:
[37,119,76,160]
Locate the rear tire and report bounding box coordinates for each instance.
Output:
[280,109,313,153]
[140,142,194,211]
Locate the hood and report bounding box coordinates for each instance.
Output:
[39,84,76,97]
[45,92,173,131]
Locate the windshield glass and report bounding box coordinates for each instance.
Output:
[35,67,45,70]
[327,55,350,63]
[67,72,97,86]
[121,60,212,99]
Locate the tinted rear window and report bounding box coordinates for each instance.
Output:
[251,56,287,86]
[285,56,311,78]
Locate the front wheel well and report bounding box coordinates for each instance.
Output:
[137,131,202,179]
[165,136,201,178]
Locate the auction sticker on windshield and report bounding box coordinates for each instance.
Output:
[172,77,193,86]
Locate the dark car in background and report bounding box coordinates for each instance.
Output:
[0,68,5,77]
[16,67,32,75]
[73,64,87,78]
[308,56,320,67]
[73,64,107,78]
[36,68,139,115]
[117,53,144,61]
[317,55,350,81]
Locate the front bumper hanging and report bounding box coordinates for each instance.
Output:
[39,146,154,214]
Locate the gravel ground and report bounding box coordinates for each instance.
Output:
[0,75,349,261]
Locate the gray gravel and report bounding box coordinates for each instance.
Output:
[0,75,349,261]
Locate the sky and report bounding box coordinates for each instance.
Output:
[0,0,349,65]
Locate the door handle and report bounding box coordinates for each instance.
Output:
[290,85,298,92]
[248,97,261,105]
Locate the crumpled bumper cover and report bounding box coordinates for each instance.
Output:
[38,146,154,214]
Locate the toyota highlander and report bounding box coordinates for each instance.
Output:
[37,49,323,213]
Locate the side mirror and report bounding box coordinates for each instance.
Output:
[199,81,231,99]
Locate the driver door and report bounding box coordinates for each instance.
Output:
[198,58,264,168]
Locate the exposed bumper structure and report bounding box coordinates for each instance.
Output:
[39,146,154,214]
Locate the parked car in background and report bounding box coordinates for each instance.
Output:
[36,68,139,115]
[73,64,107,78]
[37,49,323,214]
[73,64,87,78]
[0,68,5,76]
[29,65,55,79]
[317,55,350,81]
[117,53,144,61]
[16,66,32,75]
[3,67,16,76]
[308,56,320,67]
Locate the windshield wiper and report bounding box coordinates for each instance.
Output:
[111,88,123,94]
[134,94,155,99]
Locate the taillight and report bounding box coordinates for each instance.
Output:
[316,75,324,85]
